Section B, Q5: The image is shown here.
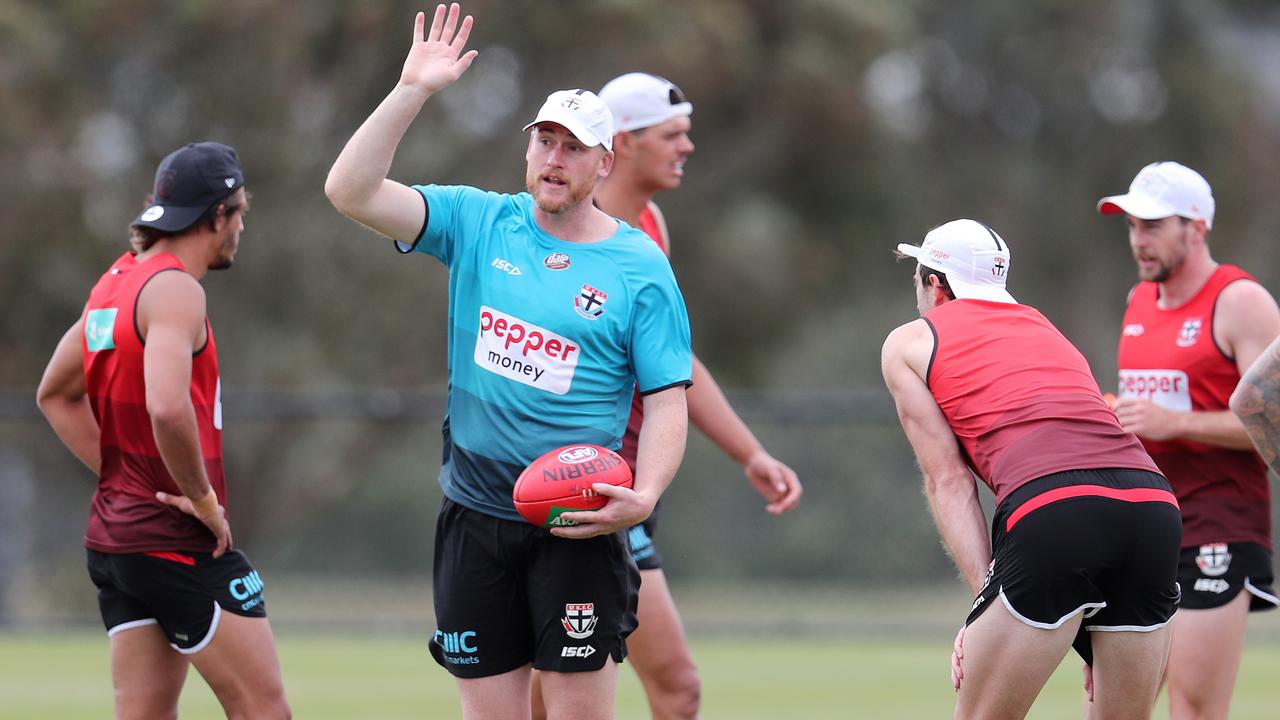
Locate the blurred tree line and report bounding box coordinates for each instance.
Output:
[3,0,1280,612]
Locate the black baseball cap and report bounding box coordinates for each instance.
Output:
[131,142,245,232]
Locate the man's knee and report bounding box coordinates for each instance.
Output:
[650,662,701,716]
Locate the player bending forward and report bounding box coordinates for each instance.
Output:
[881,219,1180,719]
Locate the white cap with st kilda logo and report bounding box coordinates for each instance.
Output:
[896,219,1015,304]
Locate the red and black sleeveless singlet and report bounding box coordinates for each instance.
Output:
[620,206,668,471]
[81,252,226,553]
[1117,264,1270,549]
[925,299,1160,504]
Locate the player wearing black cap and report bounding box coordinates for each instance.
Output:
[37,141,290,719]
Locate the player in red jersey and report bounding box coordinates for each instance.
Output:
[36,142,290,719]
[882,219,1181,719]
[1100,161,1280,719]
[528,72,803,720]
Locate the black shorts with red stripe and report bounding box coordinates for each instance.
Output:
[965,468,1182,664]
[87,548,267,654]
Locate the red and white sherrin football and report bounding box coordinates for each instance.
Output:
[513,444,633,528]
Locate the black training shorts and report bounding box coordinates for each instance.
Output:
[429,497,640,678]
[1177,542,1278,611]
[87,548,268,653]
[966,469,1181,663]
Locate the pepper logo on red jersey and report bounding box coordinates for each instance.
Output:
[1176,317,1202,348]
[1118,369,1191,412]
[574,284,608,320]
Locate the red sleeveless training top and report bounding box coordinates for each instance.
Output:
[926,299,1159,504]
[1117,264,1270,548]
[81,252,226,553]
[620,206,669,471]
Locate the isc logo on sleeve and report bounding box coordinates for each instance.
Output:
[474,306,580,394]
[84,308,119,351]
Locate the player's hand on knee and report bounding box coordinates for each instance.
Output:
[550,482,654,539]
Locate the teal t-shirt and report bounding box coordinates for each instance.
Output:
[403,185,692,521]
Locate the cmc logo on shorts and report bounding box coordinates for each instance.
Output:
[1117,369,1191,412]
[434,628,481,665]
[228,570,264,601]
[557,446,599,464]
[475,306,580,395]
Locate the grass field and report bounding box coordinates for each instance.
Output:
[4,631,1280,718]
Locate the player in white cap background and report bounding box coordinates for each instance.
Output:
[1101,161,1280,719]
[528,71,804,720]
[883,219,1181,719]
[325,5,694,718]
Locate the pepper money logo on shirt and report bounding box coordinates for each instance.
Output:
[475,306,580,395]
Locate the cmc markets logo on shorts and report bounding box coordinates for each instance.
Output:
[434,628,480,665]
[557,446,598,464]
[562,603,598,639]
[228,570,265,611]
[475,306,580,395]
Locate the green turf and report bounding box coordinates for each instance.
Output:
[4,631,1280,718]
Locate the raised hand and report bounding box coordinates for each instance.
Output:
[399,4,478,95]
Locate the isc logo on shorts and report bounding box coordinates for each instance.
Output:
[475,306,580,395]
[561,645,596,658]
[1117,369,1191,412]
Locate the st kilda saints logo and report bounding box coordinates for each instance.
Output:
[1176,317,1202,348]
[992,256,1008,278]
[562,603,598,639]
[1195,543,1231,577]
[574,284,608,320]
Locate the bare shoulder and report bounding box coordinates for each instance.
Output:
[883,318,930,353]
[1216,278,1280,339]
[137,270,206,333]
[882,318,933,377]
[1218,277,1279,315]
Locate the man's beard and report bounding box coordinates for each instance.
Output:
[526,172,593,214]
[209,235,236,271]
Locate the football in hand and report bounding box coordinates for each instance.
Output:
[513,444,633,528]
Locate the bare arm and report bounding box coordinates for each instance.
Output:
[882,321,990,593]
[139,271,232,557]
[36,319,101,475]
[1116,280,1280,449]
[688,356,802,513]
[1232,335,1280,472]
[552,386,688,539]
[324,4,477,243]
